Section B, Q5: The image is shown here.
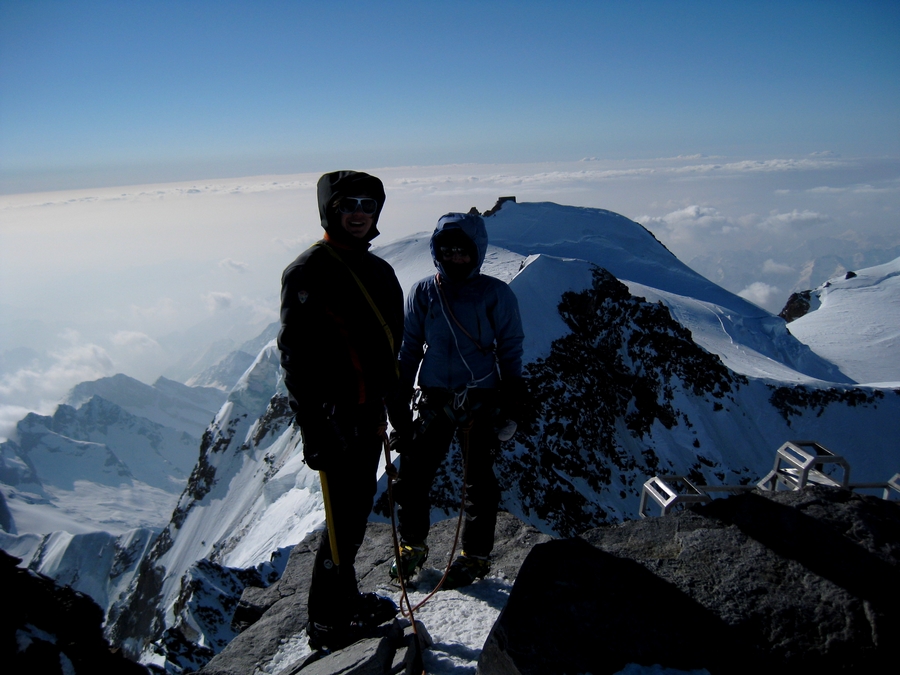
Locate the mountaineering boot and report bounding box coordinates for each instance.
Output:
[306,620,355,652]
[306,594,398,652]
[443,552,491,590]
[389,542,429,580]
[353,592,398,628]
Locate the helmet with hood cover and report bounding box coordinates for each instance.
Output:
[430,212,488,281]
[316,170,386,244]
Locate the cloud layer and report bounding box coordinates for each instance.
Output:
[1,156,898,424]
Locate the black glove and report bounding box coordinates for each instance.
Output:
[389,428,412,456]
[385,389,414,438]
[298,405,347,471]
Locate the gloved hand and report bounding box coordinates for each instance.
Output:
[298,405,347,471]
[493,376,526,441]
[495,418,517,442]
[385,389,414,439]
[392,427,418,456]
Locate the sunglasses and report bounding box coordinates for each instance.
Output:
[440,246,470,257]
[337,197,378,215]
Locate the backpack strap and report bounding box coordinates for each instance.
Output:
[316,242,399,376]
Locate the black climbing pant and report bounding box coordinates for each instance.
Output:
[395,388,501,557]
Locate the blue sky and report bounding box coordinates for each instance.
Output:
[2,1,900,430]
[2,0,898,193]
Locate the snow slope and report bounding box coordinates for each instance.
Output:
[787,257,900,385]
[64,373,226,437]
[488,201,850,383]
[488,201,760,315]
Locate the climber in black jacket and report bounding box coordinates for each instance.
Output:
[278,170,409,651]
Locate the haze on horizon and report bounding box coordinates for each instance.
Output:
[1,1,899,435]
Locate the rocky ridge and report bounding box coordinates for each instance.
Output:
[200,512,551,675]
[194,487,900,674]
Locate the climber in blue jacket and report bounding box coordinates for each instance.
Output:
[390,212,525,588]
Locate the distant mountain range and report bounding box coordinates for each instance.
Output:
[0,374,227,623]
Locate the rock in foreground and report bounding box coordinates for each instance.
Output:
[479,487,900,674]
[1,549,149,674]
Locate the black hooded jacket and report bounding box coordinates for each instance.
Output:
[277,171,403,424]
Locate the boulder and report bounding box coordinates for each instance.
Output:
[1,549,149,674]
[779,290,815,322]
[479,487,900,674]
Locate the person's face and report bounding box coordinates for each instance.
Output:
[439,244,472,265]
[337,196,377,239]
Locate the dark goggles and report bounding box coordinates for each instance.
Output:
[337,197,378,215]
[439,245,471,258]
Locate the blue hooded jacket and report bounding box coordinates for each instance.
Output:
[399,213,524,393]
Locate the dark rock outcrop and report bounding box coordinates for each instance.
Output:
[779,289,814,322]
[281,620,430,675]
[1,549,149,674]
[479,487,900,674]
[483,196,516,217]
[491,266,746,536]
[0,491,13,533]
[768,385,885,426]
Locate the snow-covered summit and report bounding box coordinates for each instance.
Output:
[787,256,900,385]
[487,201,763,315]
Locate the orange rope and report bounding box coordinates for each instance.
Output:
[383,420,472,615]
[382,417,474,675]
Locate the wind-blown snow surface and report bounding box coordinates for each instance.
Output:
[787,257,900,385]
[488,202,849,383]
[98,202,900,672]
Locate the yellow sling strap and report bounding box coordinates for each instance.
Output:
[316,242,399,376]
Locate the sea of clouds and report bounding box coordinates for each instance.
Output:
[2,155,898,439]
